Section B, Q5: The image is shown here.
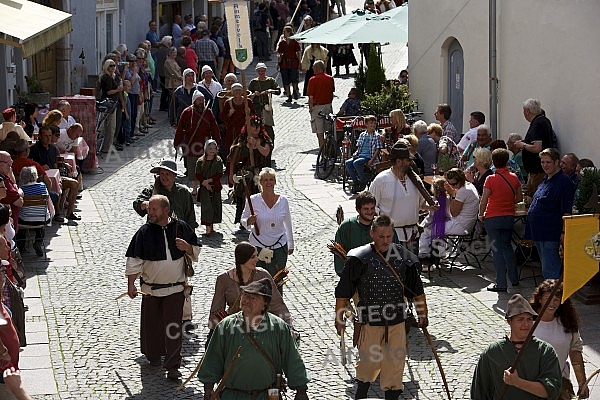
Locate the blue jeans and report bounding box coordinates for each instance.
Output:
[535,241,562,279]
[485,216,517,288]
[345,157,370,184]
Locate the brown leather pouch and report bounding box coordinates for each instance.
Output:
[353,321,363,347]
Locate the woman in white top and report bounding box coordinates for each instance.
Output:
[241,167,294,294]
[530,279,589,400]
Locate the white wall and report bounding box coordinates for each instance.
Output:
[409,0,488,132]
[409,0,600,162]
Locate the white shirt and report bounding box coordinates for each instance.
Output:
[535,318,584,379]
[0,122,29,141]
[448,182,479,233]
[58,116,76,130]
[368,169,425,241]
[125,229,200,297]
[198,79,223,98]
[457,126,478,152]
[242,194,294,250]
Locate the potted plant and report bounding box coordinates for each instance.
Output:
[24,75,51,106]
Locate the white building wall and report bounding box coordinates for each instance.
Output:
[409,0,600,161]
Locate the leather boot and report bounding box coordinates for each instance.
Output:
[355,380,370,399]
[384,389,403,400]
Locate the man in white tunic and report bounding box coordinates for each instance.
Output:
[369,140,427,252]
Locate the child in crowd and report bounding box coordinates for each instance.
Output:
[337,88,361,117]
[418,176,449,269]
[195,139,224,235]
[345,115,382,193]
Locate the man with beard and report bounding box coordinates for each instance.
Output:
[368,139,430,252]
[174,90,220,197]
[335,215,428,400]
[126,195,200,381]
[199,278,310,399]
[133,160,198,333]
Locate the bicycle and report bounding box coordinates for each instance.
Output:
[95,99,117,155]
[315,112,341,180]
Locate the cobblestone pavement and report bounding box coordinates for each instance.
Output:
[18,11,600,400]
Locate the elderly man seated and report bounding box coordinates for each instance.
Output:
[57,123,87,186]
[15,167,52,256]
[460,124,492,168]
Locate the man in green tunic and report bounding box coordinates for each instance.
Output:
[471,294,561,400]
[133,159,198,229]
[199,278,310,399]
[334,191,378,276]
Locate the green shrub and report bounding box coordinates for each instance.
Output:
[361,81,418,116]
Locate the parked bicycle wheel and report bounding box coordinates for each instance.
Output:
[316,136,336,179]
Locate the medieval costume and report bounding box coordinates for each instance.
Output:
[125,218,200,374]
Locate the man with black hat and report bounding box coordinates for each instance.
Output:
[133,159,197,229]
[126,195,200,381]
[199,277,311,399]
[369,139,429,247]
[471,294,561,400]
[335,214,428,400]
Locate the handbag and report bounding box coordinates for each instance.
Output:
[4,275,26,347]
[183,253,195,277]
[11,247,26,289]
[262,93,275,126]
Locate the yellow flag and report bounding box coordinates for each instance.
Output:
[562,214,600,303]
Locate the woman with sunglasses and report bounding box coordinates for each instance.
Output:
[418,168,479,265]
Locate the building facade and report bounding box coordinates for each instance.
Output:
[408,0,600,160]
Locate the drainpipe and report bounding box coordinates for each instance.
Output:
[489,0,497,139]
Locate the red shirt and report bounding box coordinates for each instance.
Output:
[276,39,300,70]
[12,157,46,179]
[483,168,521,218]
[307,72,334,105]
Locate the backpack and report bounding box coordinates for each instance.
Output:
[252,10,265,31]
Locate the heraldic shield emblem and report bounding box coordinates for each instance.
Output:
[235,48,248,63]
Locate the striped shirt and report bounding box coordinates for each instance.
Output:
[19,183,50,222]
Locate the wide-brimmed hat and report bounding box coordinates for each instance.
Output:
[389,139,413,160]
[240,278,272,298]
[149,159,184,176]
[506,294,538,319]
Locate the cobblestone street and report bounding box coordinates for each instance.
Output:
[12,18,600,400]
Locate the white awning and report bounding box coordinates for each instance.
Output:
[0,0,72,58]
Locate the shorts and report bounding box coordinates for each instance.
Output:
[281,68,299,86]
[310,104,333,133]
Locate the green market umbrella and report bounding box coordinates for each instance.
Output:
[291,5,408,45]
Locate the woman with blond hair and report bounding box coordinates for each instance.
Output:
[241,167,293,292]
[530,279,589,399]
[41,110,62,128]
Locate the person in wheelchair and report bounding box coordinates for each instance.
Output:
[345,115,382,194]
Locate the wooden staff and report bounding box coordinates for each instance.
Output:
[241,71,255,168]
[212,346,242,400]
[241,170,260,235]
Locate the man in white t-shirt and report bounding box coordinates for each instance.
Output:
[457,111,485,153]
[57,100,77,130]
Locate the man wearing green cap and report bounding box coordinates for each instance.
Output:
[199,277,310,399]
[471,294,561,399]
